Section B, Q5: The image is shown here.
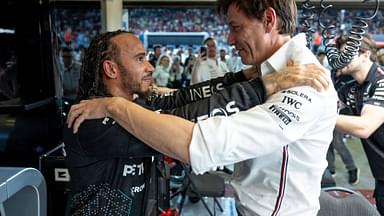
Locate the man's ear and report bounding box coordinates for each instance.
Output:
[362,50,371,60]
[102,60,118,79]
[263,7,277,33]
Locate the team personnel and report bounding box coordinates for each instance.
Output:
[336,34,384,215]
[67,1,337,215]
[64,30,328,215]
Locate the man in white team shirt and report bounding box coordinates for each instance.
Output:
[67,0,338,215]
[191,37,226,84]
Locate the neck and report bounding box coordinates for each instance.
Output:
[259,34,291,65]
[271,35,291,56]
[107,82,133,101]
[353,61,373,84]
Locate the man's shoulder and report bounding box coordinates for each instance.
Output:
[63,118,123,141]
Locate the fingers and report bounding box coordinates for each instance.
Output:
[299,63,330,91]
[308,72,330,92]
[317,73,331,91]
[66,104,82,128]
[310,66,330,91]
[72,114,87,134]
[309,77,325,92]
[67,102,88,133]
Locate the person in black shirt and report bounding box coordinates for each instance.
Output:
[336,34,384,215]
[149,45,161,68]
[63,31,160,216]
[64,30,329,215]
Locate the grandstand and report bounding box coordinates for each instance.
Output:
[52,3,383,54]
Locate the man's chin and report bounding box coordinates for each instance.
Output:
[239,52,251,65]
[137,89,152,98]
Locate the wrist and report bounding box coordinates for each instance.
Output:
[106,97,122,118]
[262,74,279,97]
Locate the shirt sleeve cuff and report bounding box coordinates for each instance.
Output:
[189,124,216,174]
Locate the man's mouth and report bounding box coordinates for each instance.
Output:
[143,75,152,83]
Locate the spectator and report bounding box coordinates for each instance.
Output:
[61,47,81,100]
[149,45,162,68]
[182,47,195,86]
[219,48,230,73]
[152,54,171,87]
[169,56,183,88]
[191,37,225,84]
[227,47,244,72]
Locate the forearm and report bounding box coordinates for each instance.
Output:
[336,114,372,139]
[149,71,247,110]
[107,97,194,163]
[163,78,266,122]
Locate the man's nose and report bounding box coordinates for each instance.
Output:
[227,33,236,46]
[146,61,154,71]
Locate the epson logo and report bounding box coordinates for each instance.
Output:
[210,101,240,117]
[196,101,240,121]
[54,168,70,182]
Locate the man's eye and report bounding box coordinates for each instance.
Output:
[231,26,240,32]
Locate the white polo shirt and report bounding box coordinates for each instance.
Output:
[189,33,338,216]
[191,58,226,84]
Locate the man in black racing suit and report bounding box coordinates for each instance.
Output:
[63,30,329,215]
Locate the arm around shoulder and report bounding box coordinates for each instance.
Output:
[106,97,195,163]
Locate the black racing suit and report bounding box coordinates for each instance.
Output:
[63,72,266,216]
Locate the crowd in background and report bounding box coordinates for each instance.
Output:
[53,7,383,56]
[52,6,384,91]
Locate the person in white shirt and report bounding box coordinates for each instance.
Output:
[152,54,171,87]
[219,48,230,73]
[191,37,226,84]
[66,1,337,215]
[227,47,245,72]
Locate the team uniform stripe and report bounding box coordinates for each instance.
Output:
[377,67,384,75]
[271,145,289,216]
[373,91,384,96]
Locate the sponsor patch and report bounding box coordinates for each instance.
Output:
[281,90,312,103]
[54,168,70,182]
[281,96,303,109]
[188,83,224,101]
[123,163,144,176]
[269,105,292,127]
